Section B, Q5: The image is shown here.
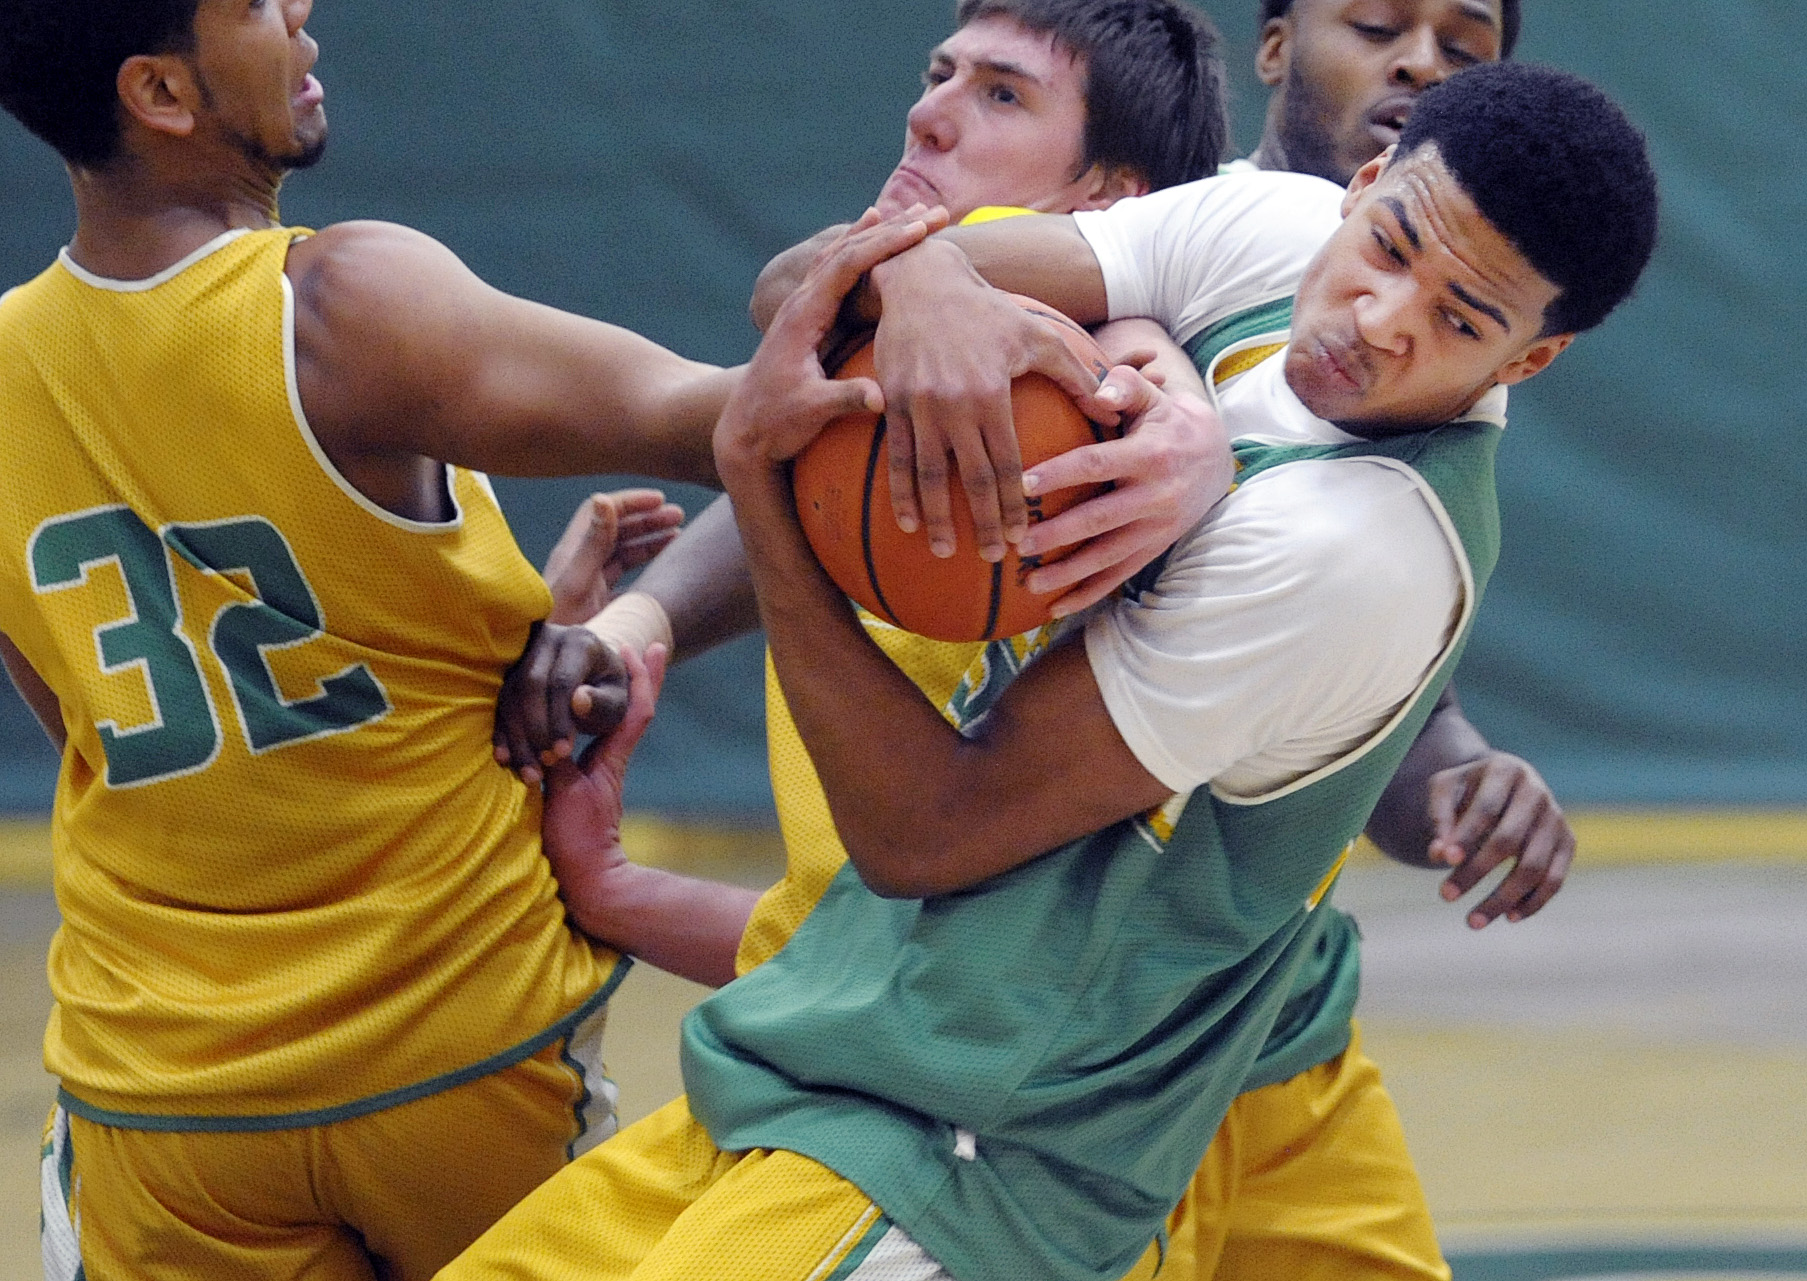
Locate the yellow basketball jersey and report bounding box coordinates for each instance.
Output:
[0,228,618,1126]
[737,619,990,975]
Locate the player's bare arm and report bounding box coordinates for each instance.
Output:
[537,643,759,988]
[0,632,64,753]
[750,222,852,334]
[285,221,740,520]
[1364,683,1575,928]
[720,214,1175,898]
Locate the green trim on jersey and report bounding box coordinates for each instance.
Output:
[57,964,628,1133]
[1184,296,1294,374]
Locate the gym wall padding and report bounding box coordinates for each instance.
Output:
[0,1,1799,814]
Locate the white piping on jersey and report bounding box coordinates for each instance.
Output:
[57,228,252,292]
[280,270,467,534]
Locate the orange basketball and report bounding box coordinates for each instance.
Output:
[793,296,1117,642]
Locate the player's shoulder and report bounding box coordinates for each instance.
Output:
[285,220,471,317]
[1201,168,1346,235]
[283,220,500,391]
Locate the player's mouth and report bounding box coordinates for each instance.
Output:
[1366,93,1416,149]
[881,164,942,209]
[294,73,324,111]
[1312,332,1370,397]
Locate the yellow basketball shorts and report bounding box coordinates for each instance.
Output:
[41,1033,617,1281]
[1166,1023,1450,1281]
[438,1026,1437,1281]
[438,1094,1168,1281]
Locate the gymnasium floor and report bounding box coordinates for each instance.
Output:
[2,818,1804,1280]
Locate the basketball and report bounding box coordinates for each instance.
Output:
[793,295,1117,642]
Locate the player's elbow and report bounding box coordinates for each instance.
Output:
[841,836,954,900]
[840,815,1017,900]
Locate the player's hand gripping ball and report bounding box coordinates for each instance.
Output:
[794,296,1117,641]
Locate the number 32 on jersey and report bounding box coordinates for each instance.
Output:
[29,506,390,789]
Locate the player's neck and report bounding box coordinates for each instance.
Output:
[65,152,283,281]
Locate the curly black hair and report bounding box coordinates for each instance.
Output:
[1258,0,1521,59]
[1397,61,1659,334]
[0,0,202,167]
[954,0,1231,190]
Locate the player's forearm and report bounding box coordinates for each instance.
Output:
[1364,682,1491,866]
[715,450,974,895]
[751,226,849,334]
[621,496,760,661]
[572,861,756,989]
[939,215,1108,322]
[1,633,65,753]
[720,447,1159,898]
[840,218,1109,331]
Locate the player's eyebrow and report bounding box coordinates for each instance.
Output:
[1449,282,1510,333]
[1380,197,1421,250]
[970,57,1045,85]
[1456,1,1499,30]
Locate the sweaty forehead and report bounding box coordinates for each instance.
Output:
[939,14,1080,75]
[1293,0,1502,30]
[1369,147,1559,325]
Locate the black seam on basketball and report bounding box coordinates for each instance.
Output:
[860,414,900,626]
[984,560,1003,639]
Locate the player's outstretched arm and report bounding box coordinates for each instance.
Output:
[1,633,65,753]
[539,644,757,988]
[720,213,1176,899]
[286,221,740,486]
[1365,684,1575,928]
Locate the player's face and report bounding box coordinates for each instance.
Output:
[187,0,327,172]
[876,16,1125,222]
[1285,144,1570,431]
[1260,0,1503,186]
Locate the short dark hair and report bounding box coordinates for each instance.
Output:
[954,0,1231,190]
[0,0,202,167]
[1258,0,1522,59]
[1396,62,1658,335]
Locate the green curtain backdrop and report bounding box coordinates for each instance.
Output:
[0,1,1799,813]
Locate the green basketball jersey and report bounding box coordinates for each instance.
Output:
[684,411,1502,1281]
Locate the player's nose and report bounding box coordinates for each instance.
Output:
[1352,278,1415,356]
[1390,26,1446,88]
[906,85,957,151]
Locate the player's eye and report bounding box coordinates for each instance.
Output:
[1442,41,1483,66]
[988,83,1021,105]
[1351,22,1400,41]
[922,66,953,88]
[1371,228,1407,266]
[1445,310,1480,339]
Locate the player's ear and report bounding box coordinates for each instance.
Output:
[117,52,202,141]
[1255,16,1292,87]
[1493,332,1574,388]
[1341,147,1394,217]
[1072,163,1150,212]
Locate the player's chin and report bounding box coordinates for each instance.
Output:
[287,130,329,172]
